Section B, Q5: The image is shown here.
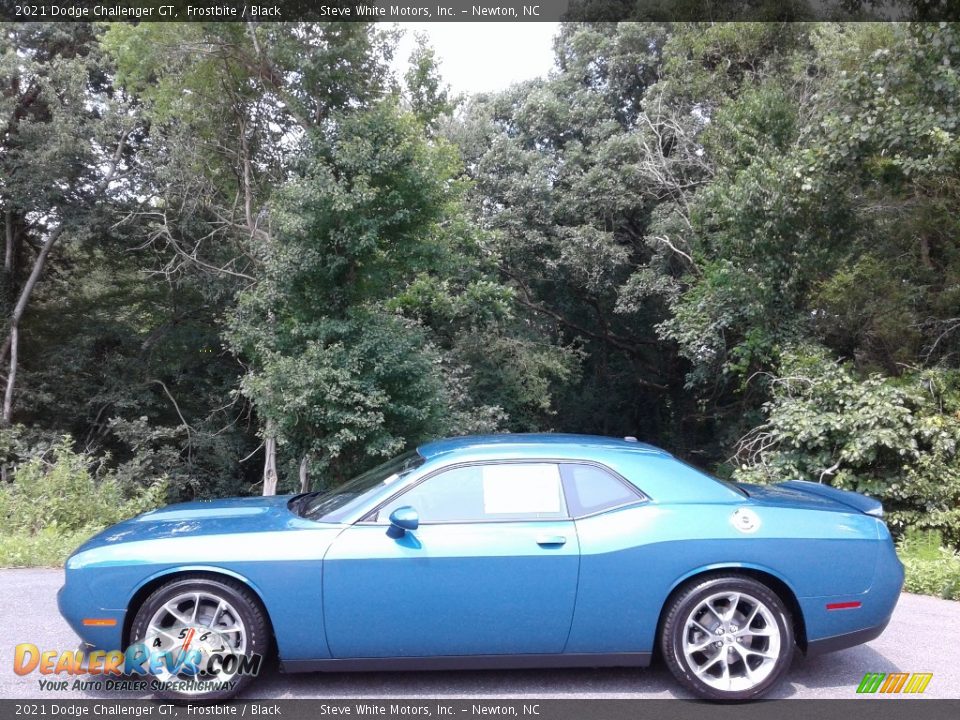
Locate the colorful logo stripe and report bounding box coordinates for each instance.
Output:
[902,673,934,694]
[857,672,932,694]
[857,673,885,693]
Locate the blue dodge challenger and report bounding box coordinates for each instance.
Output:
[58,434,903,701]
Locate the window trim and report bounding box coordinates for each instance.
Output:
[358,459,573,526]
[558,461,649,520]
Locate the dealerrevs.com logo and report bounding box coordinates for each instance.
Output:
[14,624,262,694]
[856,672,933,694]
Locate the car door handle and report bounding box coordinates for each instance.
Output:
[536,535,567,547]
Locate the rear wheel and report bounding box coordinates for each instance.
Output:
[660,575,794,700]
[129,576,269,702]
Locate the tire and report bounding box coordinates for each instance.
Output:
[660,575,794,701]
[128,576,270,702]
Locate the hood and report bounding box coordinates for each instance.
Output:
[72,495,300,553]
[739,480,883,517]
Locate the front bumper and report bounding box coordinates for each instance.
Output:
[57,580,125,652]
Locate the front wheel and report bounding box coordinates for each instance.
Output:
[128,576,269,702]
[660,575,794,701]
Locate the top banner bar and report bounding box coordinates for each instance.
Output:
[1,0,959,22]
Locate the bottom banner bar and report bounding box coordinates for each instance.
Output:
[2,700,960,720]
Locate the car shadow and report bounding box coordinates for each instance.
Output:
[246,645,902,701]
[66,644,900,701]
[247,662,688,699]
[766,645,901,698]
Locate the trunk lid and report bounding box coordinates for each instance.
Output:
[738,479,883,517]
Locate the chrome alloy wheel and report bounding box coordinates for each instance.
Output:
[144,591,247,693]
[680,590,782,693]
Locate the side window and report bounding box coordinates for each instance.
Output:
[374,463,568,524]
[561,463,644,518]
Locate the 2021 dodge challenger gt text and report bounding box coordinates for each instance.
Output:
[58,434,904,701]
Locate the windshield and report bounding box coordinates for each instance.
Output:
[294,450,425,522]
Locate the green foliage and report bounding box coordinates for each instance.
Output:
[663,22,960,385]
[95,23,407,495]
[898,529,960,600]
[0,438,166,567]
[103,22,393,135]
[659,23,807,105]
[228,101,555,487]
[0,438,166,535]
[734,348,960,545]
[4,21,960,578]
[257,103,461,317]
[404,33,456,132]
[239,313,450,483]
[451,23,696,446]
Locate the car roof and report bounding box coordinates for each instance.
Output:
[417,433,670,460]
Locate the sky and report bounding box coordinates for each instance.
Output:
[391,23,561,96]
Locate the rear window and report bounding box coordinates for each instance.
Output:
[561,463,644,517]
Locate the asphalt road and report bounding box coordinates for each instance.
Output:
[1,568,958,700]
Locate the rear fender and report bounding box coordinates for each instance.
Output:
[658,562,808,652]
[667,561,801,601]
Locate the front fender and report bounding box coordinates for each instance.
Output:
[60,525,344,661]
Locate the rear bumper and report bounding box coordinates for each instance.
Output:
[805,617,890,656]
[802,528,903,656]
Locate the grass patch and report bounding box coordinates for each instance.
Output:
[898,529,960,600]
[0,527,101,568]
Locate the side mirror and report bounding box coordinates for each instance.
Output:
[386,506,419,539]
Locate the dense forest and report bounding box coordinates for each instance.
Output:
[1,21,959,554]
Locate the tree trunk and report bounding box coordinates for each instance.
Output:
[4,210,14,274]
[1,325,17,427]
[0,212,11,480]
[919,235,933,270]
[2,225,62,426]
[2,210,18,359]
[0,130,126,427]
[299,454,310,493]
[262,433,278,496]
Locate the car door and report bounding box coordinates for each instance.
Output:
[322,461,580,658]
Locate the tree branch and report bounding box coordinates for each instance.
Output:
[148,378,195,462]
[501,265,661,352]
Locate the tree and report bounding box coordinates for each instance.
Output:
[655,23,960,448]
[103,22,576,496]
[734,347,960,545]
[0,23,131,457]
[403,33,455,134]
[102,22,398,494]
[228,103,516,492]
[450,23,711,450]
